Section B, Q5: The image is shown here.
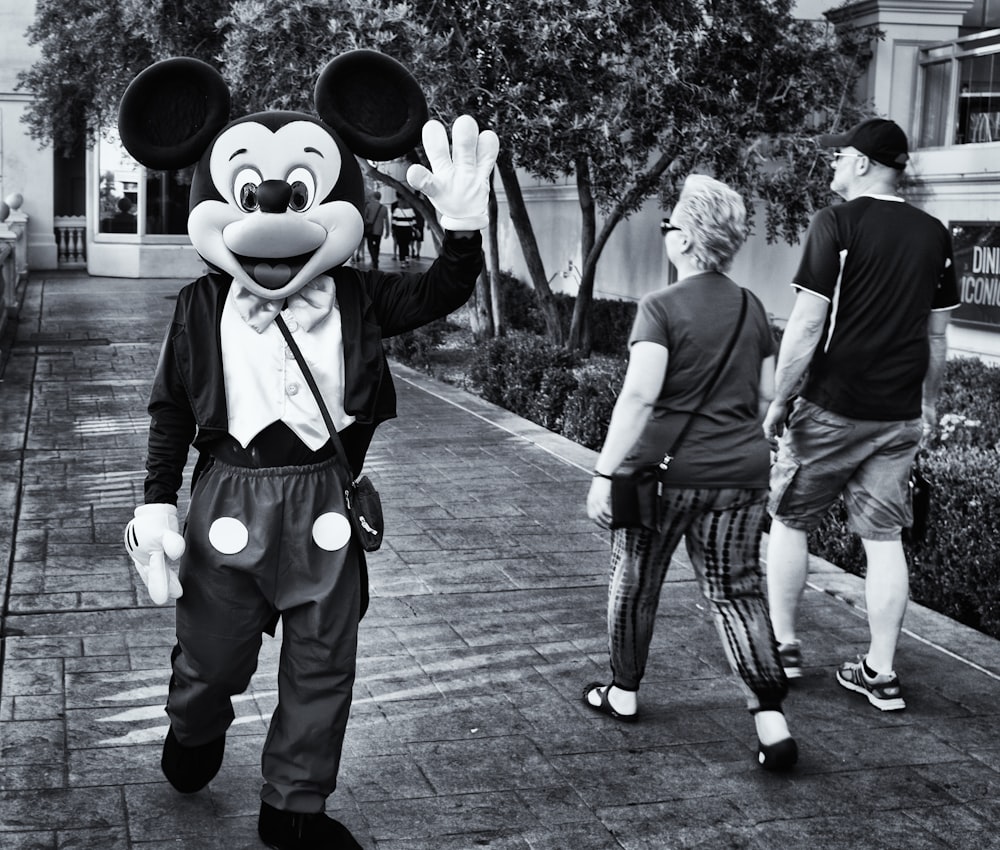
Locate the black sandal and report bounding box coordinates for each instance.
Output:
[581,681,638,723]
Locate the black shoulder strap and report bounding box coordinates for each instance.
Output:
[274,313,353,480]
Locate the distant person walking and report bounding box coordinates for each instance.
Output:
[362,190,389,268]
[763,118,960,711]
[391,199,417,267]
[584,174,796,771]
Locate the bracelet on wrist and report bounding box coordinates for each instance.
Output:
[592,470,612,480]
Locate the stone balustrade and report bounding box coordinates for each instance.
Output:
[53,215,87,267]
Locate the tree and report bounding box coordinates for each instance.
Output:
[421,0,877,352]
[18,0,231,156]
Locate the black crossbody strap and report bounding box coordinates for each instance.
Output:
[664,288,749,464]
[274,313,353,478]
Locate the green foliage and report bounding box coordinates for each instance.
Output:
[809,357,1000,639]
[218,0,445,115]
[461,323,628,449]
[561,360,628,450]
[589,298,637,357]
[383,318,456,371]
[467,333,580,431]
[498,272,548,335]
[18,0,230,154]
[910,447,1000,637]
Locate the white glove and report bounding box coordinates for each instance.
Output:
[124,503,186,604]
[406,115,500,232]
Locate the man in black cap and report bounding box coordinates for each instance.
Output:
[761,117,960,711]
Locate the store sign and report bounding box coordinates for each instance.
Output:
[952,221,1000,328]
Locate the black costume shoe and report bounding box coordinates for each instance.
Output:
[160,726,226,793]
[757,736,798,772]
[258,802,363,850]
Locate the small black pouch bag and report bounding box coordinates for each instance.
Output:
[347,474,384,552]
[610,459,669,530]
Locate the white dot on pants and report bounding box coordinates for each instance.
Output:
[208,516,250,555]
[311,512,352,551]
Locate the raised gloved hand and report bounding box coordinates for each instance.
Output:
[406,115,500,232]
[124,503,186,604]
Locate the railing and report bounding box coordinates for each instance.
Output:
[54,215,87,267]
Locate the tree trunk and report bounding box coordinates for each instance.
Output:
[567,151,677,353]
[567,155,597,354]
[487,172,504,336]
[496,153,564,345]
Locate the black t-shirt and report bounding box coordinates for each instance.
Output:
[793,195,959,420]
[626,273,776,489]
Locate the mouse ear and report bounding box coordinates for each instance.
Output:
[314,50,428,161]
[118,57,231,170]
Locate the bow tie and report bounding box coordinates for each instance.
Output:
[231,275,336,333]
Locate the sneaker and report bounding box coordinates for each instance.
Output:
[777,641,803,679]
[836,658,906,711]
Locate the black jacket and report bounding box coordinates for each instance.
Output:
[144,233,482,504]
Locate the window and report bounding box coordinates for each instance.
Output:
[145,168,193,235]
[919,29,1000,147]
[95,129,191,237]
[97,131,138,234]
[958,52,1000,143]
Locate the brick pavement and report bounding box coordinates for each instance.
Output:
[2,270,1000,849]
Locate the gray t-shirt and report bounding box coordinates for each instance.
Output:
[625,272,775,489]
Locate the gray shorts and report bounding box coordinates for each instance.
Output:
[768,398,922,541]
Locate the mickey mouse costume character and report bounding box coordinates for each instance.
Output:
[119,51,498,850]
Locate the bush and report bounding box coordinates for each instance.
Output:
[562,360,628,450]
[383,317,456,369]
[911,447,1000,636]
[467,333,580,431]
[589,298,637,356]
[499,272,549,334]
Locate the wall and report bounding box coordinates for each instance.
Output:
[494,175,804,322]
[0,0,58,270]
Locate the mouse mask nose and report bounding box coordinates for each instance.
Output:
[257,180,292,213]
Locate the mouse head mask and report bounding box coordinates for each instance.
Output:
[118,51,427,300]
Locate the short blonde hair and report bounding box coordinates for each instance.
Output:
[671,174,747,273]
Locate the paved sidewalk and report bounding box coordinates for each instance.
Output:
[2,271,1000,849]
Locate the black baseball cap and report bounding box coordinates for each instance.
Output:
[818,118,909,170]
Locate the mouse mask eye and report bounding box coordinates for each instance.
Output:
[235,168,262,212]
[287,168,316,212]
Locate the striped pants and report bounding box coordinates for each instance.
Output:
[607,487,787,712]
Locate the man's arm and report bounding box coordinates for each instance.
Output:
[762,290,830,442]
[921,308,953,436]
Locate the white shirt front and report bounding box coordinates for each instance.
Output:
[220,279,356,449]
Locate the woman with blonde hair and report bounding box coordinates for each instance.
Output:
[584,174,796,771]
